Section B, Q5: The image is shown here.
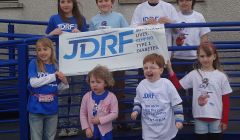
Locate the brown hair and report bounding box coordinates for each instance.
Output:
[58,0,84,30]
[36,38,57,72]
[194,41,222,70]
[86,65,115,88]
[95,0,115,4]
[143,53,165,68]
[176,0,196,9]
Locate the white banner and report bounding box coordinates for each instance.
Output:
[59,24,169,76]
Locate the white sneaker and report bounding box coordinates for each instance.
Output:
[58,129,68,137]
[67,128,79,136]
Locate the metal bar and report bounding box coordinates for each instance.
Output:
[17,44,29,140]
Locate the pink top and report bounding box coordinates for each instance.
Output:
[80,91,118,136]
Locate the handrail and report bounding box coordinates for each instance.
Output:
[165,21,240,28]
[0,19,48,25]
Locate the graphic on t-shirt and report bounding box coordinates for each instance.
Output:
[101,21,107,26]
[142,92,167,124]
[57,23,76,31]
[37,72,57,87]
[93,103,98,116]
[198,78,212,106]
[143,16,160,22]
[175,22,188,46]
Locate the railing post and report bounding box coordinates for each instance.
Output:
[8,23,16,77]
[17,43,29,140]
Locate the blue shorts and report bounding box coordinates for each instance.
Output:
[194,119,222,134]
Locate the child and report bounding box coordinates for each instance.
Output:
[80,65,118,140]
[167,42,232,140]
[46,0,87,35]
[46,0,87,136]
[131,0,179,48]
[172,0,211,71]
[172,0,211,124]
[89,0,129,31]
[131,53,184,140]
[28,38,69,140]
[89,0,129,130]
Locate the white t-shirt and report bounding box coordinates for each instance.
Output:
[131,1,179,48]
[180,69,232,119]
[134,78,182,140]
[173,11,211,59]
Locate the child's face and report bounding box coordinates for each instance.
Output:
[36,43,52,64]
[198,49,216,70]
[90,75,107,94]
[178,0,193,13]
[143,61,163,82]
[59,0,73,16]
[97,0,113,14]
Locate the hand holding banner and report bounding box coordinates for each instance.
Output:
[59,24,169,76]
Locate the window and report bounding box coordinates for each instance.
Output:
[0,0,23,8]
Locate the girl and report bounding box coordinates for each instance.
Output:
[46,0,87,35]
[80,65,118,140]
[167,42,232,140]
[46,0,87,136]
[172,0,211,123]
[89,0,129,130]
[172,0,210,71]
[28,38,69,140]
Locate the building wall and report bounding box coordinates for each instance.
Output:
[0,0,240,39]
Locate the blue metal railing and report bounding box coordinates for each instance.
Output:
[0,19,240,140]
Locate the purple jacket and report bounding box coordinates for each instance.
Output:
[80,91,118,136]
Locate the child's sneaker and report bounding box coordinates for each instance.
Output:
[67,128,79,136]
[58,129,68,137]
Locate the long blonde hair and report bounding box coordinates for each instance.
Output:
[36,38,57,72]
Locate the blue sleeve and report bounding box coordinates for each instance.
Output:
[120,14,129,28]
[28,59,38,79]
[45,15,56,34]
[80,16,88,32]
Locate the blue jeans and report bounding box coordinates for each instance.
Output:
[194,119,222,134]
[29,113,58,140]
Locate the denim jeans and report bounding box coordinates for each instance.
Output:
[29,113,58,140]
[195,119,221,134]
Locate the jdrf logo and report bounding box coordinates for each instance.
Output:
[143,92,154,99]
[63,30,133,60]
[58,23,76,30]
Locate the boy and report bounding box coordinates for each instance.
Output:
[89,0,129,30]
[131,53,184,140]
[131,0,179,48]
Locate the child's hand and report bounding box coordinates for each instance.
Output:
[220,122,228,131]
[85,128,93,138]
[91,117,100,125]
[176,122,183,129]
[49,28,62,35]
[55,71,68,84]
[158,17,173,24]
[72,28,80,33]
[166,60,174,74]
[131,111,138,120]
